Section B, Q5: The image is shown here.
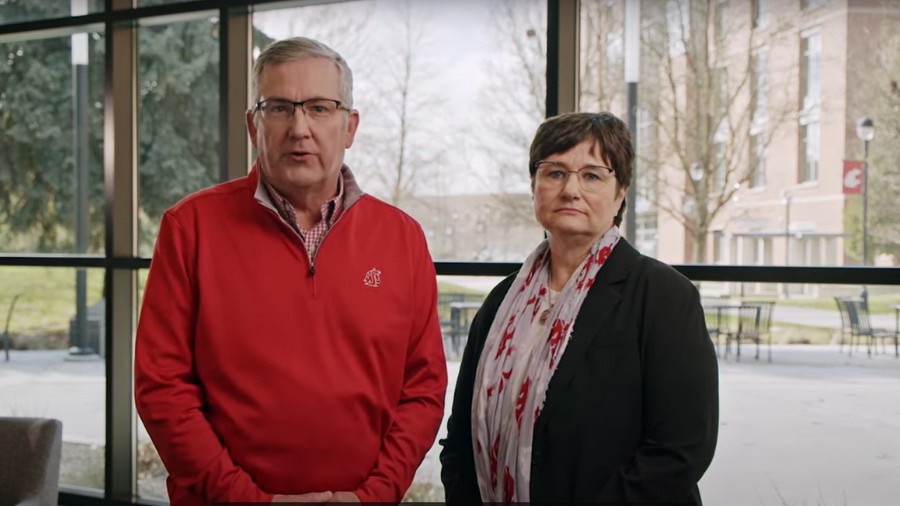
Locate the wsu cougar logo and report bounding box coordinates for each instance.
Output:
[363,268,382,287]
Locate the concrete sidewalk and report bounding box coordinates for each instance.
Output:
[2,347,899,504]
[416,345,900,505]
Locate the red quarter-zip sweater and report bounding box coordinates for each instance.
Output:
[134,165,447,504]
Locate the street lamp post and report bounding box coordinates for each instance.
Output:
[71,0,93,356]
[782,191,792,265]
[856,117,875,265]
[624,0,640,245]
[781,191,792,298]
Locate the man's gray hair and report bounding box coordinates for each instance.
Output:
[252,37,354,108]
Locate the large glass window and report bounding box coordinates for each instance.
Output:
[0,266,106,492]
[252,0,547,262]
[576,3,897,267]
[137,15,220,256]
[0,31,105,254]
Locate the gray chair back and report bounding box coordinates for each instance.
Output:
[0,417,62,506]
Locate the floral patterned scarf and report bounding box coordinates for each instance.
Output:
[471,225,620,502]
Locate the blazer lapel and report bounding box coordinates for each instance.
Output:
[536,240,640,425]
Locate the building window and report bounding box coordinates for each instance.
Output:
[799,31,821,183]
[800,31,821,114]
[636,212,658,258]
[799,121,820,182]
[751,0,767,29]
[666,0,688,56]
[741,237,773,265]
[714,0,729,46]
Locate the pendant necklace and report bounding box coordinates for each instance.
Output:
[540,280,558,324]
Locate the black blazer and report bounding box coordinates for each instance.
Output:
[440,240,718,504]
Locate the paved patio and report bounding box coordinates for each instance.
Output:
[2,345,899,504]
[419,345,900,505]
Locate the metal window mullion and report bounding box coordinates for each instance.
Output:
[547,0,579,117]
[220,6,252,182]
[103,0,137,501]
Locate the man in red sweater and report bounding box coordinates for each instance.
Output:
[134,37,447,504]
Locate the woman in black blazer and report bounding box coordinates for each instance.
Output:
[440,112,718,504]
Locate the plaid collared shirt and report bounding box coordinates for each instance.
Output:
[262,176,345,262]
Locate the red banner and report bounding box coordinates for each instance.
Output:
[843,160,863,194]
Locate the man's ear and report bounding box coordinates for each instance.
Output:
[246,109,258,148]
[344,109,360,149]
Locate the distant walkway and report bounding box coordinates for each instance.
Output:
[773,304,897,330]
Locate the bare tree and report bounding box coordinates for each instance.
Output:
[473,0,547,226]
[639,0,797,262]
[862,32,900,261]
[355,0,449,207]
[252,3,375,60]
[256,1,451,210]
[579,1,627,112]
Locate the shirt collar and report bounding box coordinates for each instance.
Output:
[260,174,345,232]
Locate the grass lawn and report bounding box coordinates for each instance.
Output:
[1,267,104,341]
[437,280,485,296]
[777,292,900,315]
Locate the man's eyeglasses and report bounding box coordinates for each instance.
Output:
[533,161,616,192]
[253,98,349,122]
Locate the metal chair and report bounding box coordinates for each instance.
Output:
[725,301,776,362]
[701,299,731,357]
[844,298,898,358]
[834,297,858,354]
[0,417,63,506]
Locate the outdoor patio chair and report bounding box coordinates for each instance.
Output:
[844,298,898,358]
[0,417,63,506]
[834,297,858,354]
[725,301,776,362]
[701,298,732,357]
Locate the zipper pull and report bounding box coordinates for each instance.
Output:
[309,265,315,277]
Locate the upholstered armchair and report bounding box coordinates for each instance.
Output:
[0,417,62,506]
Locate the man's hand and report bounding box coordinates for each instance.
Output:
[328,491,360,502]
[272,491,334,503]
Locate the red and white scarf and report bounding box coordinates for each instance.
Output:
[471,226,620,502]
